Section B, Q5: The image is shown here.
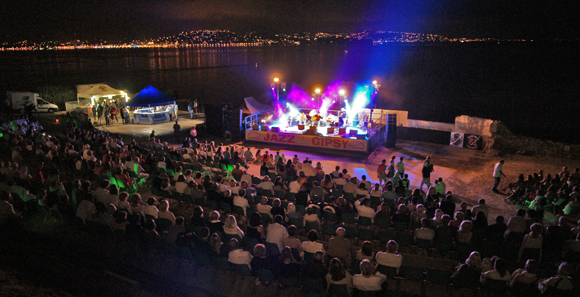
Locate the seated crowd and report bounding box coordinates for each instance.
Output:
[0,115,579,297]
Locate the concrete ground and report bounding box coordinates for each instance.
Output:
[93,112,579,224]
[94,111,205,140]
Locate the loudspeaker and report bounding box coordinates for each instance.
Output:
[385,113,397,148]
[252,125,259,130]
[349,130,358,137]
[271,127,280,133]
[339,128,346,134]
[298,124,305,130]
[327,127,334,134]
[260,125,268,131]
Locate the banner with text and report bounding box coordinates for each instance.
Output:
[246,130,368,152]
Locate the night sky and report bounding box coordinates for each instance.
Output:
[1,0,578,42]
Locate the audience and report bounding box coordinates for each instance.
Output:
[2,119,580,297]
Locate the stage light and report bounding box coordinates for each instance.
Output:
[315,88,321,94]
[372,80,378,85]
[312,98,315,101]
[339,89,345,96]
[274,77,279,82]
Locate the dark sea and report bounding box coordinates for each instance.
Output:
[1,42,579,143]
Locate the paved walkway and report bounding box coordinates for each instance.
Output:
[95,111,204,139]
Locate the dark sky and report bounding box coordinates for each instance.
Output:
[1,0,578,42]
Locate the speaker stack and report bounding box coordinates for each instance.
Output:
[385,114,397,148]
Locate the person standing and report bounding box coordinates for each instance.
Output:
[397,157,405,176]
[387,156,396,179]
[112,105,118,123]
[120,107,126,125]
[188,101,194,118]
[173,104,178,119]
[377,159,387,186]
[92,105,98,122]
[104,104,110,126]
[194,99,198,114]
[492,160,506,192]
[124,108,130,125]
[97,104,104,126]
[173,120,181,144]
[420,156,433,193]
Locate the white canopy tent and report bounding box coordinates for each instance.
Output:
[76,83,129,106]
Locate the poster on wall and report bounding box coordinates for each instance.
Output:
[450,132,464,147]
[464,134,482,150]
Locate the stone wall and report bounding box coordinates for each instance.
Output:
[491,133,580,159]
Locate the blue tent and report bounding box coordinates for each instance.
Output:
[125,85,175,107]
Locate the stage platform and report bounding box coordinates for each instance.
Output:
[245,124,373,152]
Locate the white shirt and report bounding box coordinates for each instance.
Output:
[241,174,252,186]
[158,210,176,225]
[355,201,376,222]
[175,182,188,194]
[144,205,159,219]
[302,164,317,177]
[233,195,250,216]
[302,241,325,253]
[228,249,253,268]
[375,252,403,271]
[353,273,386,292]
[289,181,301,193]
[265,223,289,251]
[493,162,503,178]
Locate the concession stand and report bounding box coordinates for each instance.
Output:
[124,86,176,124]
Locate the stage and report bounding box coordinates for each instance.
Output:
[245,124,372,152]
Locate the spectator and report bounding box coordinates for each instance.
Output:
[224,215,244,239]
[251,244,274,284]
[457,220,473,244]
[414,218,435,242]
[326,258,353,296]
[227,239,252,269]
[356,241,375,262]
[303,230,325,254]
[518,223,543,262]
[158,200,176,225]
[538,262,574,294]
[481,258,511,283]
[375,240,403,273]
[281,225,303,255]
[256,196,273,220]
[265,215,288,252]
[327,227,352,267]
[355,198,375,223]
[471,199,489,219]
[510,259,540,296]
[144,197,159,219]
[353,260,386,293]
[452,251,482,287]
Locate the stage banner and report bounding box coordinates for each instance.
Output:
[449,132,464,147]
[246,130,368,152]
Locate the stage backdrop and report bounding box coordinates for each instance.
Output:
[245,130,368,152]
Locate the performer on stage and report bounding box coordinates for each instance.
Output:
[298,112,307,126]
[311,113,321,126]
[325,114,338,127]
[287,115,293,127]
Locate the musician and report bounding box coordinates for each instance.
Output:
[298,112,307,125]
